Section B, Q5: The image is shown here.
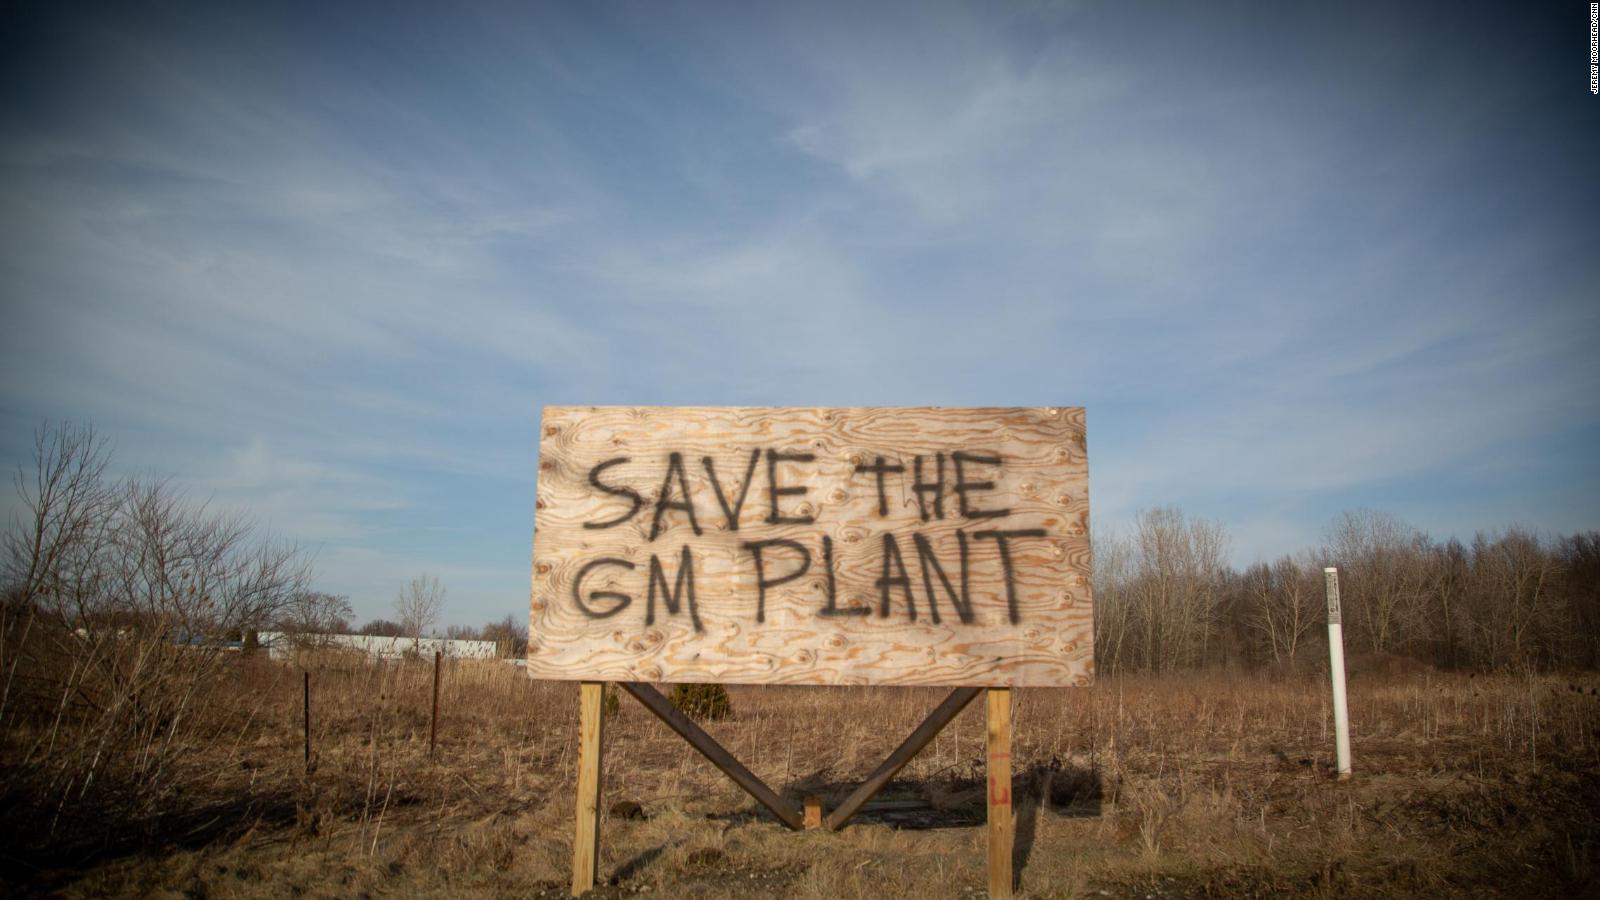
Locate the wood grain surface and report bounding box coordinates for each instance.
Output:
[987,687,1014,897]
[528,407,1092,687]
[571,682,604,895]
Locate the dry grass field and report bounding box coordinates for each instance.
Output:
[3,656,1598,898]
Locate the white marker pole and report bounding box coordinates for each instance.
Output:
[1323,567,1352,779]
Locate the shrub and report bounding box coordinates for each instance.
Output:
[669,683,731,721]
[1,422,310,840]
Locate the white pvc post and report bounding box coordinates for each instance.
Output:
[1323,567,1352,779]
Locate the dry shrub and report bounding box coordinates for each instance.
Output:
[0,423,308,853]
[670,682,731,720]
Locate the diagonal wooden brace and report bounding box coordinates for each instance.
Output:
[825,686,983,830]
[619,682,804,830]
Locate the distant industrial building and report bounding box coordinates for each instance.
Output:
[256,631,499,660]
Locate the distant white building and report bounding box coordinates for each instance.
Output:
[256,632,499,661]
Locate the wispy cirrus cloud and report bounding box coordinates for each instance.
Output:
[2,0,1595,623]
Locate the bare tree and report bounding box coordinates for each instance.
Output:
[1091,528,1135,676]
[279,591,354,645]
[1,421,310,827]
[1422,538,1471,669]
[107,476,305,639]
[3,422,116,611]
[480,614,527,658]
[1325,509,1432,655]
[1242,554,1322,668]
[1092,509,1230,673]
[359,618,405,636]
[1128,507,1229,672]
[395,573,444,638]
[1560,533,1600,670]
[1463,527,1563,671]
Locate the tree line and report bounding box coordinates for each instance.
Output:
[0,423,532,659]
[1094,507,1600,675]
[6,422,1595,679]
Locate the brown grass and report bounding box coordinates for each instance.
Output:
[3,655,1598,898]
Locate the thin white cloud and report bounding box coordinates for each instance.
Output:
[2,1,1595,626]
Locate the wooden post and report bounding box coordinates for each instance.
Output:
[803,795,822,830]
[302,670,311,773]
[572,681,606,896]
[987,687,1013,899]
[430,650,441,761]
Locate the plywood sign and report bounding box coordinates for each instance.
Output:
[528,407,1092,687]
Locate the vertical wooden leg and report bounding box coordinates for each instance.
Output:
[987,687,1013,899]
[572,682,606,896]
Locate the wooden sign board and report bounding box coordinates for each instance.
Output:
[528,407,1092,688]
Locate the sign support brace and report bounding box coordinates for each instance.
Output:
[569,682,1017,897]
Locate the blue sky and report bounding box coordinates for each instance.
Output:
[2,1,1596,629]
